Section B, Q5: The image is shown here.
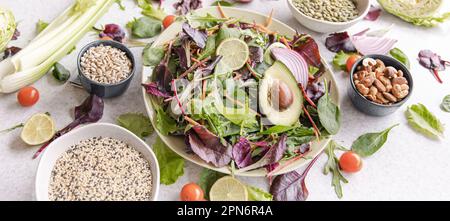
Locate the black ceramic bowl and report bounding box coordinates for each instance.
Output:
[77,40,136,98]
[348,54,413,116]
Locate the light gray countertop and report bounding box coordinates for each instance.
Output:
[0,0,449,201]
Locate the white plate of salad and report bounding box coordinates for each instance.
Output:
[141,6,340,177]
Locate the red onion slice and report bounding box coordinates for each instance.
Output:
[351,35,397,55]
[271,47,309,87]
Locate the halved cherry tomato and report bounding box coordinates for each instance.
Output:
[346,54,361,73]
[163,15,176,29]
[180,183,204,201]
[17,86,39,107]
[339,151,362,173]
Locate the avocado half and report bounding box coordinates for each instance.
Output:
[259,61,303,126]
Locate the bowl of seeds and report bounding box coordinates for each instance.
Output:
[287,0,370,33]
[35,123,160,201]
[78,40,135,98]
[348,55,413,116]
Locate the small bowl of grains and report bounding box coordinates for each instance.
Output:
[287,0,370,33]
[78,40,135,98]
[348,55,413,116]
[35,123,160,201]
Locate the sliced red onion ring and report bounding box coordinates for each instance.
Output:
[271,47,309,87]
[351,35,397,55]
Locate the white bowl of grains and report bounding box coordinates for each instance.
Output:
[287,0,370,33]
[35,123,160,201]
[78,40,135,98]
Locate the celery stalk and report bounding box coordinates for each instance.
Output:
[0,0,113,93]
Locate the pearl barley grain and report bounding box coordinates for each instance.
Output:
[48,137,152,201]
[80,45,132,84]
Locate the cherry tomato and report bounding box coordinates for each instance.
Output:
[17,86,39,107]
[163,15,176,29]
[346,55,361,73]
[339,151,363,173]
[180,183,204,201]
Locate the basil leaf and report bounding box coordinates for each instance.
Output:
[246,185,273,201]
[198,168,226,200]
[441,95,450,113]
[52,63,70,82]
[142,45,165,67]
[127,17,162,38]
[323,140,348,199]
[351,124,398,157]
[317,91,341,135]
[153,137,185,185]
[389,47,410,69]
[406,103,445,139]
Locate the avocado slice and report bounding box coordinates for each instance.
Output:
[259,61,303,126]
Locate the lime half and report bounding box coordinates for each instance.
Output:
[21,113,55,145]
[216,38,249,71]
[209,176,248,201]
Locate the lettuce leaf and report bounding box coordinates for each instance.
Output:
[406,103,445,139]
[117,113,154,139]
[153,136,185,185]
[247,185,273,201]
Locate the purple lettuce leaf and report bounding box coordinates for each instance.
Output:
[305,81,325,102]
[12,29,20,40]
[269,151,322,201]
[418,49,449,71]
[173,0,203,15]
[155,42,174,92]
[249,46,263,64]
[173,46,189,71]
[291,34,324,72]
[364,5,382,21]
[142,82,171,98]
[198,55,222,76]
[232,137,253,168]
[99,24,126,43]
[186,125,232,167]
[325,32,356,53]
[239,134,287,171]
[182,23,207,49]
[2,46,21,59]
[33,95,104,159]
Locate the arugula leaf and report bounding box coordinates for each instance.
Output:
[247,185,273,201]
[142,45,165,67]
[441,95,450,113]
[127,17,162,38]
[36,20,49,34]
[197,35,216,60]
[351,124,398,157]
[198,168,226,199]
[332,51,351,71]
[153,137,185,185]
[317,84,341,135]
[389,48,410,69]
[323,140,348,199]
[187,13,228,28]
[406,103,445,139]
[155,106,179,135]
[117,113,154,139]
[0,123,24,133]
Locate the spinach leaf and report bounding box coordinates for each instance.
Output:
[187,13,228,28]
[127,17,162,38]
[351,124,398,157]
[441,95,450,112]
[116,113,153,139]
[52,63,70,82]
[260,125,296,135]
[198,168,226,199]
[142,45,165,67]
[317,86,341,135]
[406,103,445,139]
[153,136,185,185]
[197,35,216,60]
[323,140,348,199]
[389,47,410,69]
[247,185,273,201]
[216,26,241,45]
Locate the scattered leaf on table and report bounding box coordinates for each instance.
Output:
[323,140,348,198]
[116,113,153,139]
[52,63,70,82]
[127,17,162,38]
[153,136,185,185]
[406,103,445,139]
[351,124,398,157]
[247,185,273,201]
[198,168,226,199]
[389,47,410,69]
[332,51,351,71]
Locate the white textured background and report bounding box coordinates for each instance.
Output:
[0,0,449,201]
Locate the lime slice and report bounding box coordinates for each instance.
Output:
[209,176,248,201]
[21,113,55,145]
[216,38,249,71]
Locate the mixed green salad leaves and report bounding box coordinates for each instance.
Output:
[142,12,341,174]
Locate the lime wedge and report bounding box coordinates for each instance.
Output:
[21,113,55,145]
[209,176,248,201]
[216,38,249,71]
